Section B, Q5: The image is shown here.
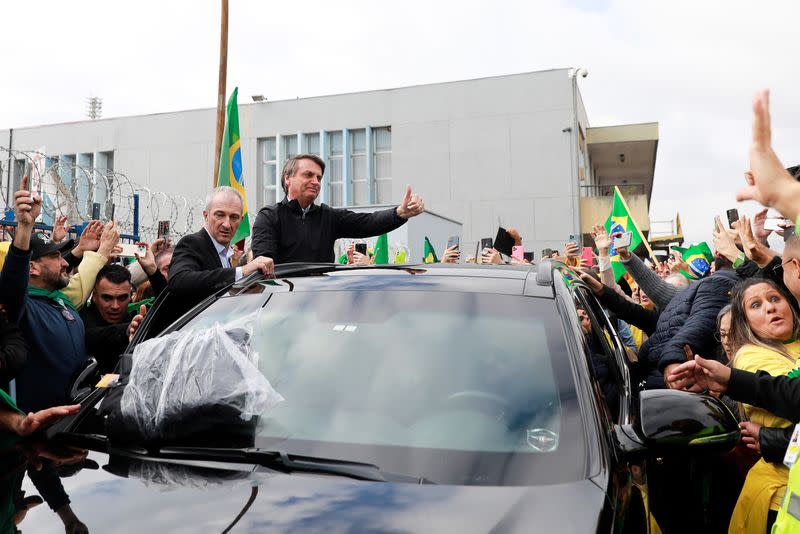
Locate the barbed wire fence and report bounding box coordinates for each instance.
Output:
[0,147,204,243]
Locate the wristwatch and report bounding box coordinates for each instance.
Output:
[733,252,747,269]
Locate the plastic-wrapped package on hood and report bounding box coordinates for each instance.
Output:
[120,320,284,441]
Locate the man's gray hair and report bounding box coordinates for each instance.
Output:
[204,186,243,211]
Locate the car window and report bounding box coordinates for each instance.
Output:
[566,288,622,422]
[179,289,587,486]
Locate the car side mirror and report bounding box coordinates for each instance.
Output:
[638,389,740,452]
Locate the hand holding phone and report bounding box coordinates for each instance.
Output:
[613,231,632,249]
[511,246,524,262]
[726,208,740,228]
[355,242,367,255]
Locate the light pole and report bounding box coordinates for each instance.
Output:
[567,67,588,244]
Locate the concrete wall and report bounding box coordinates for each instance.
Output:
[1,69,584,259]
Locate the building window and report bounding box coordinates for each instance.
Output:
[374,127,392,204]
[262,137,278,204]
[328,131,344,207]
[304,132,320,155]
[283,134,298,160]
[350,129,367,205]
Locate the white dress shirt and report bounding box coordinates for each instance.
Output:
[204,228,243,281]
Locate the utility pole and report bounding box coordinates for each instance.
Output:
[213,0,229,187]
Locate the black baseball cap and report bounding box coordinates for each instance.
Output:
[30,233,74,261]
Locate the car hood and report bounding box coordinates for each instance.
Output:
[18,450,608,533]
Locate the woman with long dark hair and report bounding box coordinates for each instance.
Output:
[727,278,800,533]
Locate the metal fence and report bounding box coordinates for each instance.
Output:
[0,147,204,242]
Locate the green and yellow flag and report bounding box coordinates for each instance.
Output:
[604,187,645,281]
[671,242,713,280]
[216,87,250,245]
[374,234,389,265]
[423,237,438,263]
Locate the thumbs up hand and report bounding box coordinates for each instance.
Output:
[396,185,425,219]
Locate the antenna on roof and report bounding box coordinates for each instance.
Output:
[86,96,103,120]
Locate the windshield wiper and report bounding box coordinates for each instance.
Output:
[135,446,435,484]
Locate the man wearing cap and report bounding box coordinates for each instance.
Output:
[0,179,120,412]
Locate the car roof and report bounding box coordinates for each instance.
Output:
[250,263,556,298]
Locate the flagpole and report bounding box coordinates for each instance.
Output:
[213,0,229,187]
[614,186,661,268]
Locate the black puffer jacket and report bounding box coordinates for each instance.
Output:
[638,268,739,390]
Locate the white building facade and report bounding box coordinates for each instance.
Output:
[1,69,659,259]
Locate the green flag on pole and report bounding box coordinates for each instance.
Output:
[423,237,438,263]
[374,234,389,265]
[604,187,645,281]
[216,87,250,245]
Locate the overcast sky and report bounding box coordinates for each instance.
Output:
[1,0,799,245]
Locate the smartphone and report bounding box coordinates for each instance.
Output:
[785,225,797,242]
[726,208,740,228]
[512,246,524,261]
[446,235,460,250]
[91,203,101,220]
[118,243,146,258]
[764,218,793,232]
[523,252,535,262]
[581,246,595,267]
[110,203,116,222]
[480,237,493,251]
[355,243,367,255]
[568,234,577,244]
[614,231,633,249]
[157,220,170,240]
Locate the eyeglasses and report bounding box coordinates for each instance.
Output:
[714,332,730,342]
[774,257,796,275]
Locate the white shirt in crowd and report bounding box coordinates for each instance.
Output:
[204,228,243,281]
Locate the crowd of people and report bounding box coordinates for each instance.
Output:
[330,90,800,533]
[0,89,797,532]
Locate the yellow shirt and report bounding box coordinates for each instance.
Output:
[61,251,108,310]
[729,340,800,533]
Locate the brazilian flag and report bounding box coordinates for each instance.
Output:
[604,187,644,281]
[423,237,438,263]
[216,87,250,245]
[672,242,713,279]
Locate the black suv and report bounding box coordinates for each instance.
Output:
[19,261,739,533]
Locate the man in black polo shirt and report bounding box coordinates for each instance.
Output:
[250,154,425,263]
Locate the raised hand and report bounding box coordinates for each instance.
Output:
[590,224,612,252]
[127,305,147,340]
[737,214,774,267]
[713,216,740,263]
[441,244,460,264]
[752,208,772,243]
[97,221,121,258]
[76,220,104,254]
[52,214,70,243]
[396,185,425,219]
[481,248,502,265]
[563,241,580,258]
[14,175,42,228]
[737,90,800,222]
[135,242,157,275]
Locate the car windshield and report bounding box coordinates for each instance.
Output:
[181,289,586,486]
